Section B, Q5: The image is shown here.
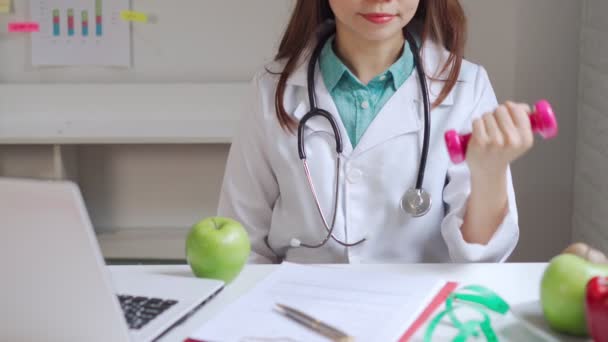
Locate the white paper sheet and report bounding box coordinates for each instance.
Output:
[189,263,445,342]
[30,0,131,66]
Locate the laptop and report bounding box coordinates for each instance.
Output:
[0,177,225,342]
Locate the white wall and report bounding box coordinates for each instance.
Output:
[0,1,582,261]
[513,1,581,261]
[78,144,229,232]
[572,0,608,250]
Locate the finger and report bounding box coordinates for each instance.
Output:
[505,101,534,146]
[472,116,488,146]
[483,112,503,148]
[563,242,590,256]
[505,101,532,130]
[495,104,519,146]
[588,248,608,264]
[506,100,531,113]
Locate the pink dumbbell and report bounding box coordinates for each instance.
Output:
[445,100,558,164]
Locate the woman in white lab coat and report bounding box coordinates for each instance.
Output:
[218,0,534,264]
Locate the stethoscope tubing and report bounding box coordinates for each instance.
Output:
[291,25,431,251]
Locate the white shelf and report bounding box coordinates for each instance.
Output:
[96,227,190,260]
[0,82,250,144]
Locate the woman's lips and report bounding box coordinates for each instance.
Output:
[361,13,396,24]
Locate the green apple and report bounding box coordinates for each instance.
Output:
[541,253,608,336]
[185,216,250,283]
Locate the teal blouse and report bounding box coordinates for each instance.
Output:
[319,37,415,148]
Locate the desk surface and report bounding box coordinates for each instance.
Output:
[110,263,587,342]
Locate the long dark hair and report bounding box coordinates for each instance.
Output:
[272,0,467,133]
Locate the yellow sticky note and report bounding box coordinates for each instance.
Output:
[120,10,147,23]
[0,0,11,14]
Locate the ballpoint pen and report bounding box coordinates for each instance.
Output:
[274,303,355,342]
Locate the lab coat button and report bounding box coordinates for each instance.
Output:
[346,168,362,183]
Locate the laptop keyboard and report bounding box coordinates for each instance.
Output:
[117,294,178,330]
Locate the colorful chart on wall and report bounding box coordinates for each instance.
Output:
[30,0,131,66]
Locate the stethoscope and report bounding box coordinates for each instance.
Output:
[265,28,432,256]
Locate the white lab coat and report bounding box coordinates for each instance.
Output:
[218,39,519,264]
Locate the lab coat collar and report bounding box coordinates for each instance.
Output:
[291,39,459,156]
[287,39,460,106]
[292,67,421,157]
[292,74,355,156]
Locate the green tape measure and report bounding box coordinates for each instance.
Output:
[424,285,510,342]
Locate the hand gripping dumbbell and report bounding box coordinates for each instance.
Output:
[444,100,558,164]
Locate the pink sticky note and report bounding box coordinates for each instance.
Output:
[8,22,40,33]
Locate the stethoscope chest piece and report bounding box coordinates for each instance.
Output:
[401,188,432,217]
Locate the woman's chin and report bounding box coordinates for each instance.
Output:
[350,22,406,43]
[359,30,405,43]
